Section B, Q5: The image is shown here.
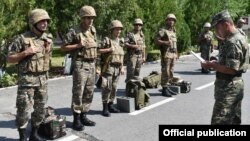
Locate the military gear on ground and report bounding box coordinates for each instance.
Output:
[172,80,191,93]
[102,103,111,117]
[38,107,66,140]
[108,102,120,113]
[109,20,123,30]
[166,13,176,21]
[80,112,96,126]
[18,128,27,141]
[143,71,161,88]
[72,112,84,131]
[80,5,96,17]
[126,77,150,110]
[29,9,50,28]
[204,22,211,28]
[134,18,143,25]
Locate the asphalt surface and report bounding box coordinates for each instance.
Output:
[1,50,250,141]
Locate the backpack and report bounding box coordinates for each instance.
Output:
[172,81,192,93]
[126,78,150,110]
[38,106,66,140]
[142,71,161,88]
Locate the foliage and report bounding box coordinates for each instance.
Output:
[0,72,17,87]
[146,50,161,62]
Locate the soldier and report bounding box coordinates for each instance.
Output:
[125,18,146,82]
[7,9,52,141]
[201,10,249,124]
[61,5,97,131]
[198,22,214,73]
[98,20,125,117]
[155,13,178,97]
[237,18,246,31]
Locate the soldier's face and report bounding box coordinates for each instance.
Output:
[134,24,142,31]
[166,18,175,27]
[215,22,226,38]
[112,27,122,37]
[81,16,94,28]
[36,20,48,31]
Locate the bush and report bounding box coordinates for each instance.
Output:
[0,72,17,87]
[146,50,161,62]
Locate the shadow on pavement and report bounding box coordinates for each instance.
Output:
[54,107,71,116]
[0,137,16,141]
[0,120,16,129]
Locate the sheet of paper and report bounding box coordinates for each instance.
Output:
[190,51,205,62]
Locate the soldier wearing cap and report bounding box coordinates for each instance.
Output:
[61,5,97,131]
[198,22,214,73]
[201,10,249,125]
[125,18,146,83]
[155,13,178,97]
[98,20,125,117]
[7,8,52,141]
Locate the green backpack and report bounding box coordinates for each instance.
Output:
[126,77,150,110]
[142,71,161,88]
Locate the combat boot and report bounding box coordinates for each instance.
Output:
[80,112,96,126]
[162,87,172,97]
[108,102,120,113]
[72,112,84,131]
[18,128,27,141]
[166,86,178,95]
[29,126,46,141]
[102,103,111,117]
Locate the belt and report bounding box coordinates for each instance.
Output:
[110,63,122,67]
[216,72,242,81]
[76,57,95,62]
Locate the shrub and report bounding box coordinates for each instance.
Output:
[0,72,17,87]
[146,50,161,62]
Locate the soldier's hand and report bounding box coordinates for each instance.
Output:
[120,67,125,75]
[25,39,37,55]
[78,39,87,48]
[96,69,101,75]
[109,47,115,52]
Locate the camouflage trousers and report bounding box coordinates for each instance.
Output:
[16,84,48,128]
[102,65,121,104]
[200,45,211,61]
[126,54,143,82]
[211,79,244,125]
[72,61,95,114]
[161,57,175,87]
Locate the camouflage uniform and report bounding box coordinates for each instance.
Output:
[125,19,146,82]
[63,25,97,114]
[61,5,97,130]
[199,25,214,61]
[98,20,124,117]
[211,10,249,125]
[7,9,52,140]
[155,15,178,87]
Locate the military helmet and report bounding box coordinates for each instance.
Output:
[80,5,96,18]
[29,9,50,26]
[109,20,123,30]
[134,18,143,25]
[203,22,211,28]
[166,13,176,21]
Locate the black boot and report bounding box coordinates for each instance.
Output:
[162,87,172,97]
[80,112,96,126]
[29,126,46,141]
[108,102,120,113]
[102,103,111,117]
[166,86,178,95]
[18,128,27,141]
[72,112,84,131]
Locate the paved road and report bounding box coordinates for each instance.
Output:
[1,50,250,141]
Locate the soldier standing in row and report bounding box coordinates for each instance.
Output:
[201,10,249,124]
[155,13,178,97]
[61,5,97,131]
[198,22,214,73]
[125,18,146,82]
[98,20,125,117]
[7,9,52,141]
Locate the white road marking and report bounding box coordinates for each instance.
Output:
[129,98,176,116]
[57,135,79,141]
[195,81,214,90]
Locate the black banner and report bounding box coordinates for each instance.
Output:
[159,125,250,140]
